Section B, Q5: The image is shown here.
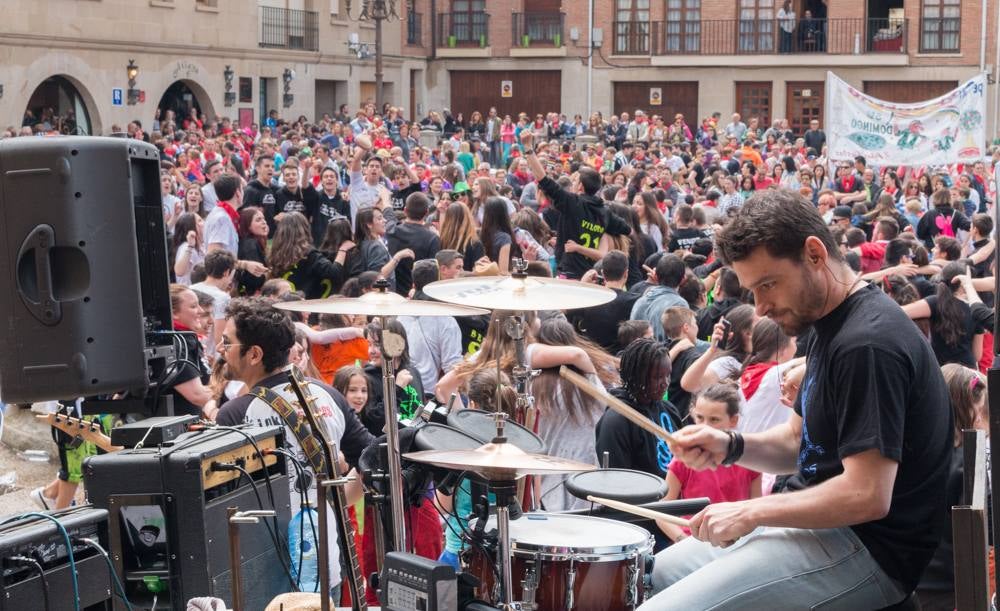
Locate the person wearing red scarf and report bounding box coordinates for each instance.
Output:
[167,285,216,419]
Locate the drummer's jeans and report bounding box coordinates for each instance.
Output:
[642,526,906,610]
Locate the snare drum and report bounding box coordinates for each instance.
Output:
[468,513,654,611]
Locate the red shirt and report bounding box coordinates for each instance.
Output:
[669,458,759,534]
[858,240,888,274]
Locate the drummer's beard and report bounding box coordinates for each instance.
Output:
[218,358,235,381]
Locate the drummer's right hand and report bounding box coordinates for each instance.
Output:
[671,425,730,471]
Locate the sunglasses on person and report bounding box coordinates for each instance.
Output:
[450,191,465,201]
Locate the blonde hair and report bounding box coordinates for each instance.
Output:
[904,198,923,214]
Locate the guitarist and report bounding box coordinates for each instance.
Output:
[215,297,374,600]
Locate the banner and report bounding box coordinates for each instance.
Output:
[825,71,986,165]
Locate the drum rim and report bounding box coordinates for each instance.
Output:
[500,513,654,559]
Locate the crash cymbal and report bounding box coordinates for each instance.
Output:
[422,275,616,311]
[273,290,489,317]
[403,442,596,481]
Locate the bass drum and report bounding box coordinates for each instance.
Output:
[466,513,654,611]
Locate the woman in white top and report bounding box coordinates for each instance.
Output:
[173,212,206,286]
[633,191,670,252]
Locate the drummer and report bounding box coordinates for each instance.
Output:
[640,190,951,609]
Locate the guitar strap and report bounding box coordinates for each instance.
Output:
[250,385,328,477]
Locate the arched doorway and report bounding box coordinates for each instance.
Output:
[24,75,94,135]
[157,80,207,130]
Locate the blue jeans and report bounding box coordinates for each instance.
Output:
[641,527,906,610]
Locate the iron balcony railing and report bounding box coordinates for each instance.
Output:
[259,6,319,52]
[437,11,490,48]
[613,18,908,56]
[512,12,565,47]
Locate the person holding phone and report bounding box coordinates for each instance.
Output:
[643,189,950,610]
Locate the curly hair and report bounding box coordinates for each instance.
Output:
[226,296,295,372]
[620,338,670,403]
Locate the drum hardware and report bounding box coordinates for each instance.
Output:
[520,560,539,610]
[422,270,617,312]
[625,552,640,608]
[275,289,488,561]
[565,557,577,610]
[228,508,276,611]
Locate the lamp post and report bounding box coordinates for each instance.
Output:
[344,0,400,109]
[126,59,139,106]
[224,65,235,107]
[282,68,295,108]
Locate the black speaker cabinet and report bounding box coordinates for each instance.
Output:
[0,136,172,403]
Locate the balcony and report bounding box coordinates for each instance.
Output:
[612,18,907,57]
[510,11,566,57]
[407,11,422,45]
[259,6,319,52]
[437,12,489,47]
[436,11,490,57]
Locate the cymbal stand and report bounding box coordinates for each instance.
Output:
[227,507,275,611]
[373,280,408,554]
[503,308,538,510]
[487,411,521,610]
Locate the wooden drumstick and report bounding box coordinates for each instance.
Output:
[559,366,679,447]
[587,495,691,528]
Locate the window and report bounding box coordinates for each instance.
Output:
[615,0,650,54]
[664,0,700,53]
[739,0,774,53]
[921,0,960,52]
[451,0,487,44]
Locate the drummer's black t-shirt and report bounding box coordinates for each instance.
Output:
[793,285,951,592]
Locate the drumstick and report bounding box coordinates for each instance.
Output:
[559,366,679,446]
[587,495,691,528]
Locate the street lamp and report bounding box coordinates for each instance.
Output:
[126,59,139,106]
[343,0,400,110]
[282,68,295,108]
[224,65,235,107]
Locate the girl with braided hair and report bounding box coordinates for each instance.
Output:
[595,338,682,478]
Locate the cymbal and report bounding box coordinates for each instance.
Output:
[273,291,489,317]
[403,442,596,481]
[422,276,616,311]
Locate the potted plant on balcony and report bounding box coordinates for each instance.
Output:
[448,34,457,47]
[522,33,531,47]
[480,33,487,48]
[553,32,561,47]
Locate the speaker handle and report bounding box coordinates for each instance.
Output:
[17,224,62,325]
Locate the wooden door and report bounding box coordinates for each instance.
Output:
[862,80,958,103]
[449,70,561,121]
[785,81,823,137]
[361,82,376,106]
[735,81,772,127]
[612,82,698,124]
[525,0,562,11]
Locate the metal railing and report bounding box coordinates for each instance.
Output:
[614,18,908,56]
[407,11,422,45]
[512,12,565,47]
[437,11,489,48]
[259,6,319,51]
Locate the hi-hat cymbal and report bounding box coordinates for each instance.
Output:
[273,291,489,317]
[403,442,596,481]
[422,275,616,311]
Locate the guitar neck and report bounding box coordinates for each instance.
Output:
[287,369,368,611]
[37,414,121,453]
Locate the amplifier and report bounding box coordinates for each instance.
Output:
[0,506,112,611]
[109,414,199,448]
[83,426,290,611]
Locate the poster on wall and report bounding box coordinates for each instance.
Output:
[825,71,986,165]
[501,80,513,98]
[238,108,254,130]
[649,87,662,106]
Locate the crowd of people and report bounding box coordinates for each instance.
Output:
[17,97,1000,609]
